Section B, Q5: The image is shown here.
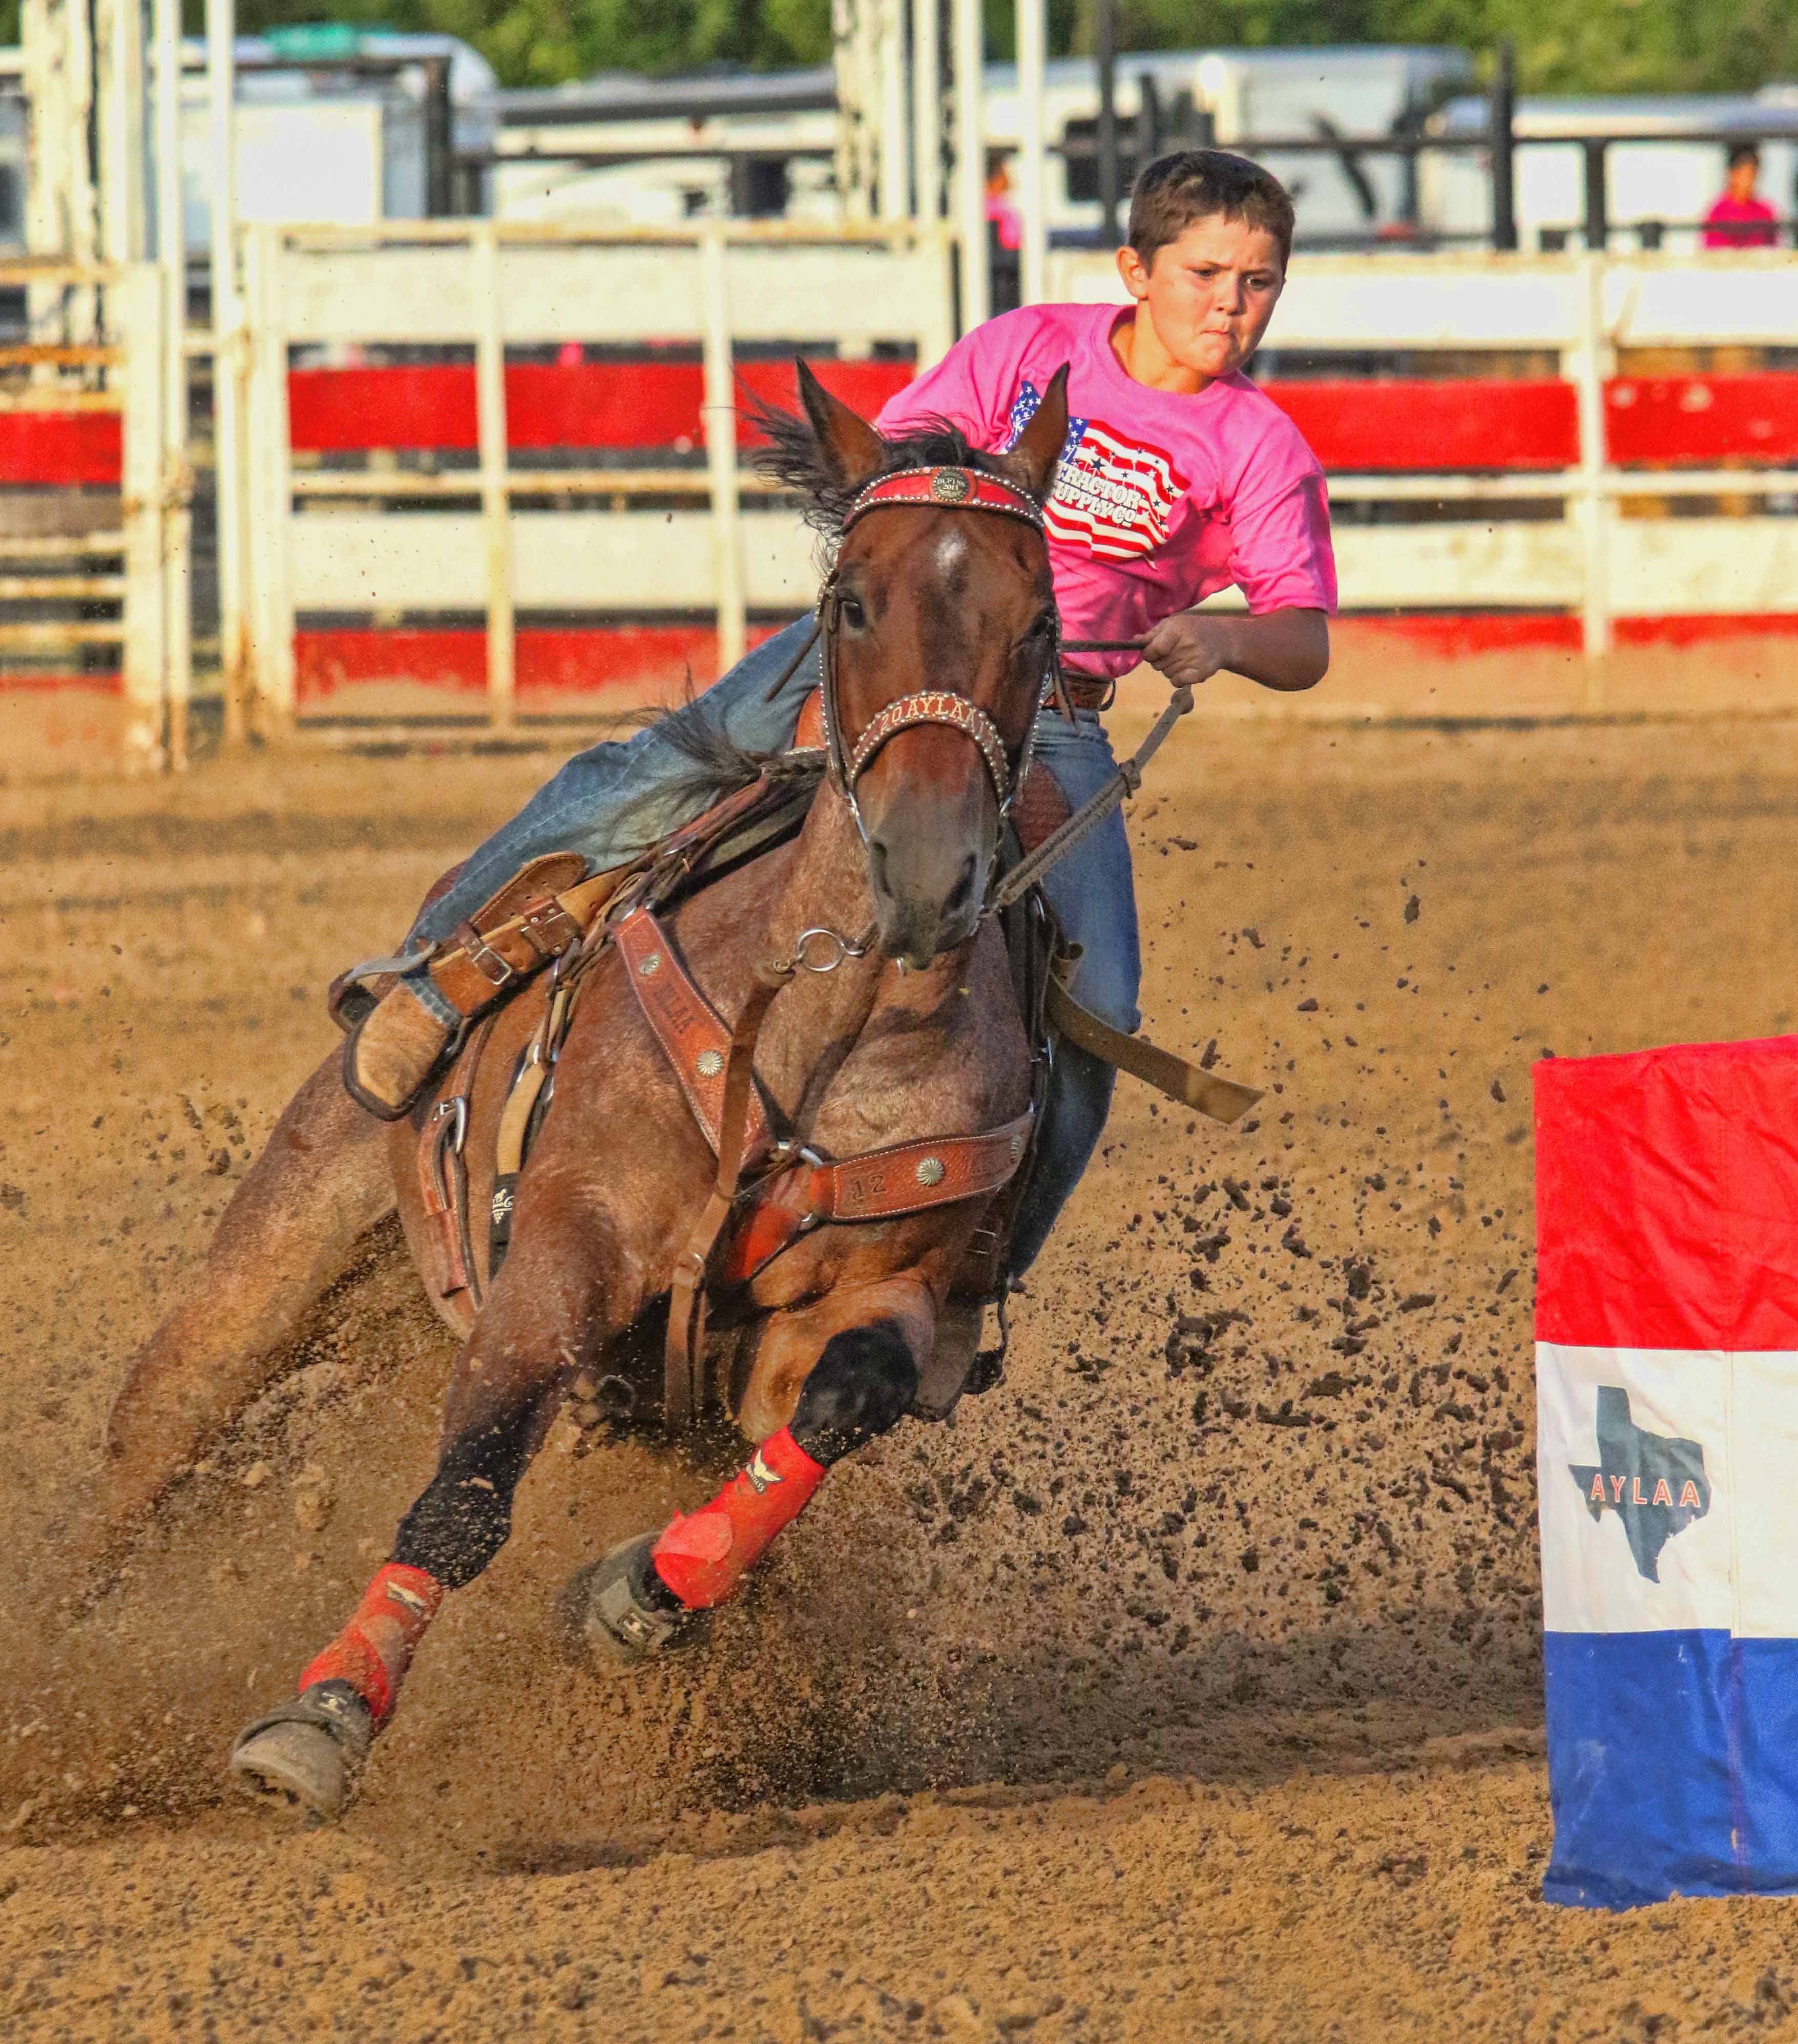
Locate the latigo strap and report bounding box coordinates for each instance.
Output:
[1044,965,1262,1126]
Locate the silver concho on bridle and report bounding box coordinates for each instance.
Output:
[817,464,1054,856]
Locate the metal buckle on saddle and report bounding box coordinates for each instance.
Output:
[455,922,517,991]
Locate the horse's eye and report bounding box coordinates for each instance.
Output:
[840,596,867,631]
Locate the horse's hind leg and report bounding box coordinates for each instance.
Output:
[562,1275,937,1668]
[90,1050,394,1569]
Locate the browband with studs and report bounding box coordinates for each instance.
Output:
[843,465,1045,534]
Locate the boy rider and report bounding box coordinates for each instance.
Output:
[344,149,1336,1282]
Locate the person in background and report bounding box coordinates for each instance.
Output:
[985,150,1023,252]
[1703,144,1779,249]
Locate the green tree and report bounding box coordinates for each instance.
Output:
[6,0,1796,99]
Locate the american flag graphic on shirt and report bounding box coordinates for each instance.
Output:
[1003,379,1187,561]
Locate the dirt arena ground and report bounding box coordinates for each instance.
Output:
[5,696,1798,2040]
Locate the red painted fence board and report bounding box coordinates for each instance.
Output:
[282,361,1798,472]
[0,412,122,486]
[286,358,915,455]
[1261,378,1581,472]
[1605,375,1798,467]
[295,612,1798,709]
[295,623,787,705]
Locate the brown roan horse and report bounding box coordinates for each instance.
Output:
[86,362,1078,1817]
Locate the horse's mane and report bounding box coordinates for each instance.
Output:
[619,398,1018,823]
[750,397,1020,536]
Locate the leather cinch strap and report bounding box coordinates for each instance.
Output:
[718,1112,1035,1290]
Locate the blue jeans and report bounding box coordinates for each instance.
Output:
[402,617,1141,1274]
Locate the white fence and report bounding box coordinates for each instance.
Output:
[239,219,954,727]
[10,238,1798,758]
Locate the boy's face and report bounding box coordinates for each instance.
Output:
[1728,155,1760,201]
[1116,216,1287,380]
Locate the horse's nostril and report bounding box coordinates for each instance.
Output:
[943,855,976,918]
[867,838,892,898]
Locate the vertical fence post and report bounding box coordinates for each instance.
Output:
[876,0,908,222]
[472,223,515,729]
[64,0,98,338]
[1571,251,1614,684]
[700,224,747,680]
[242,223,295,729]
[951,0,987,331]
[1489,39,1516,253]
[1582,140,1609,254]
[1015,0,1047,305]
[119,260,167,763]
[93,0,142,265]
[153,0,191,768]
[911,0,942,222]
[1096,0,1120,247]
[208,0,248,744]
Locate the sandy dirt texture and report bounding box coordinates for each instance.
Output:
[3,706,1798,2040]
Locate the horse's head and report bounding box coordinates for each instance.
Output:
[790,360,1070,969]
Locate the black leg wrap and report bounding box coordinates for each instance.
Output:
[788,1319,919,1467]
[392,1402,536,1590]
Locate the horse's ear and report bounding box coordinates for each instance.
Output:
[1003,363,1070,502]
[796,359,887,492]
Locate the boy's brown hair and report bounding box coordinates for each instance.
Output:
[1126,150,1295,269]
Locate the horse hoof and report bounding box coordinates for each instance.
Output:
[557,1534,706,1670]
[229,1680,373,1820]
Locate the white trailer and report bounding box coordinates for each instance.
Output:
[489,46,1473,245]
[1423,92,1798,252]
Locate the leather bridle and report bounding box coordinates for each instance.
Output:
[813,464,1066,850]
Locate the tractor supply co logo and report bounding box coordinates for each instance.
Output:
[1005,380,1186,561]
[1569,1386,1711,1584]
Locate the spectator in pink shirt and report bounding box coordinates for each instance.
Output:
[1703,145,1780,249]
[984,152,1023,253]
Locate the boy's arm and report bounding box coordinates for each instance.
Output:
[1141,605,1329,693]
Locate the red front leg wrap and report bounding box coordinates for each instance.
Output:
[298,1562,445,1731]
[650,1426,828,1610]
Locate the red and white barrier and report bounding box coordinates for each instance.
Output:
[12,236,1796,745]
[236,220,953,726]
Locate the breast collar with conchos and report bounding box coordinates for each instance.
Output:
[814,464,1060,847]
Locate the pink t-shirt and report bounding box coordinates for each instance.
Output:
[876,302,1336,677]
[1702,195,1778,249]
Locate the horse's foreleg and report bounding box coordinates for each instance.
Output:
[232,1208,624,1816]
[567,1275,936,1666]
[90,1051,393,1569]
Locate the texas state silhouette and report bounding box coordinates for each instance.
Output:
[1569,1385,1712,1584]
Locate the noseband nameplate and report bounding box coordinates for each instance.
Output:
[846,690,1012,806]
[821,465,1050,836]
